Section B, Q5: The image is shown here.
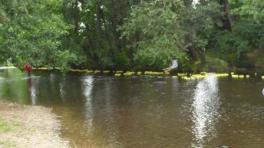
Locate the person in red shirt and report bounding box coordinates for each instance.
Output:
[24,63,32,76]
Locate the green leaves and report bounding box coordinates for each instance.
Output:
[121,0,187,70]
[1,0,264,72]
[121,0,219,70]
[0,0,73,70]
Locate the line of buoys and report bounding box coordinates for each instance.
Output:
[180,73,228,80]
[231,74,250,79]
[33,68,264,80]
[179,73,256,81]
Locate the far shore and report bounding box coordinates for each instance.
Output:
[0,100,69,148]
[1,66,263,80]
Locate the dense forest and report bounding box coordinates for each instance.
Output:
[0,0,264,75]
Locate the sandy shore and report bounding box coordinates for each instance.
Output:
[0,101,69,148]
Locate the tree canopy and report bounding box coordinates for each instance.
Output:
[0,0,263,74]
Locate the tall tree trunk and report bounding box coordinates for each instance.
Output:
[219,0,232,31]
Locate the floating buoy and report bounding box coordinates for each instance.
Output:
[262,88,264,96]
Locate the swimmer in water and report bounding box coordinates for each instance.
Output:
[24,63,32,76]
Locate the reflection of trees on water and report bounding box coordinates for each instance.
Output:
[47,73,67,104]
[46,73,83,105]
[59,75,67,103]
[0,70,76,105]
[191,75,220,147]
[81,76,94,130]
[86,78,135,147]
[98,79,121,147]
[0,69,30,104]
[27,77,39,105]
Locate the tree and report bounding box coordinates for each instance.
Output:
[121,0,220,72]
[1,0,264,74]
[0,0,75,70]
[210,0,264,73]
[121,0,187,71]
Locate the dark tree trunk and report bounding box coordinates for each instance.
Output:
[219,0,232,31]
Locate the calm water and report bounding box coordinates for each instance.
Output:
[1,69,264,147]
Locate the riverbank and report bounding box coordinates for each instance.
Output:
[0,101,69,148]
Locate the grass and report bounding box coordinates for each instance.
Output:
[0,119,16,148]
[0,140,16,148]
[0,119,12,132]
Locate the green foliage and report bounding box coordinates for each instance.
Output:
[246,49,264,73]
[121,0,221,71]
[134,35,187,69]
[214,31,249,67]
[209,0,264,70]
[0,0,73,70]
[204,55,228,72]
[121,0,187,70]
[0,119,11,132]
[0,0,264,73]
[231,0,264,49]
[54,50,77,71]
[65,0,136,70]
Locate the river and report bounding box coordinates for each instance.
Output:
[0,69,264,147]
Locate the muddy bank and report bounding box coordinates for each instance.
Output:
[0,101,69,148]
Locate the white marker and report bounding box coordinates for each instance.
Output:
[163,59,178,72]
[262,88,264,96]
